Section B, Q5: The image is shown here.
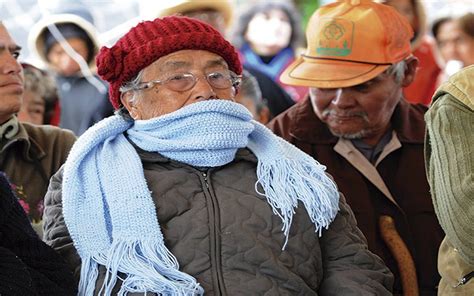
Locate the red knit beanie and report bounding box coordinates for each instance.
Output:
[96,16,242,109]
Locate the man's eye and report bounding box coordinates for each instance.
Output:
[12,51,20,59]
[353,83,371,92]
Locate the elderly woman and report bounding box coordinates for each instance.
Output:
[43,16,393,295]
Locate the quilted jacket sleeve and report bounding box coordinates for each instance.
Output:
[318,193,394,295]
[43,166,82,281]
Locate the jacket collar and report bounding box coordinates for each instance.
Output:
[288,97,426,145]
[1,122,47,161]
[432,65,474,110]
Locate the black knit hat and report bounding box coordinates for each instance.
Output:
[0,172,77,295]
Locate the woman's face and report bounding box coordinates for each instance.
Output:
[245,8,292,56]
[121,50,236,120]
[17,90,45,125]
[437,20,474,67]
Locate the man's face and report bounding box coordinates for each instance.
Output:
[0,24,23,123]
[122,50,236,120]
[309,72,403,145]
[46,37,89,76]
[437,20,474,67]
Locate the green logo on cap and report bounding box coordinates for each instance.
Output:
[317,18,353,57]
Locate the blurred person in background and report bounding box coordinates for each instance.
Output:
[29,5,113,136]
[0,21,76,233]
[425,65,474,295]
[145,0,233,36]
[269,1,444,294]
[432,13,474,79]
[232,1,308,102]
[235,70,271,124]
[381,0,442,106]
[17,63,59,125]
[145,0,295,117]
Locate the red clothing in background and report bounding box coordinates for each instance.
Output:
[403,37,442,105]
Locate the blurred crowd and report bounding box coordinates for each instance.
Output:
[0,0,473,295]
[5,0,474,132]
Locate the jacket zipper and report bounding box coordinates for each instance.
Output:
[201,171,225,295]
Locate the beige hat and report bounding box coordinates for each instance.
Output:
[28,13,100,68]
[140,0,234,28]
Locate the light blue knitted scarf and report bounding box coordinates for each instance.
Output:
[62,100,339,295]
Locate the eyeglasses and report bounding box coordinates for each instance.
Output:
[126,70,242,93]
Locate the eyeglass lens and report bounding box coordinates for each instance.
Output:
[165,71,237,91]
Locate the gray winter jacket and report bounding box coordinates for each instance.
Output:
[43,147,393,295]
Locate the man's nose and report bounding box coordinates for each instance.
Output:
[331,88,356,108]
[0,52,22,75]
[192,76,217,101]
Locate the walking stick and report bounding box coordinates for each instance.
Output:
[379,215,419,296]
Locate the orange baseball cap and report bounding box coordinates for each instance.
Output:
[280,0,413,88]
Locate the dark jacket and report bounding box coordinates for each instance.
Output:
[268,98,444,295]
[0,120,76,223]
[56,75,113,136]
[0,172,76,296]
[246,66,295,118]
[44,147,393,295]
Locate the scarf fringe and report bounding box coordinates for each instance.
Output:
[255,155,339,249]
[81,240,203,295]
[79,256,101,295]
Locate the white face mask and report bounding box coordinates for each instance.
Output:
[245,9,292,55]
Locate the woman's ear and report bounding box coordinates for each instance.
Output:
[120,92,140,120]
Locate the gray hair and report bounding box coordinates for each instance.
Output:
[23,66,48,98]
[239,70,266,112]
[385,60,408,84]
[119,69,145,102]
[117,69,145,119]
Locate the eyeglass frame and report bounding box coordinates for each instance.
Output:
[121,70,242,94]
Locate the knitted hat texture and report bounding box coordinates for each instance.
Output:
[96,16,242,109]
[0,172,77,295]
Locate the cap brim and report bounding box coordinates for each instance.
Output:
[280,56,390,88]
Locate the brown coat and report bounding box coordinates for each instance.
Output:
[43,147,393,295]
[0,121,76,222]
[268,98,444,295]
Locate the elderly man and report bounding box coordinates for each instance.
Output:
[268,0,444,295]
[0,21,75,232]
[43,16,393,295]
